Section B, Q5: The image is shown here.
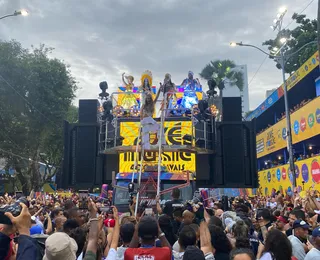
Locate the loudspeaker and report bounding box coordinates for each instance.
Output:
[215,121,257,187]
[95,156,103,185]
[222,97,242,122]
[73,126,98,187]
[79,99,99,124]
[195,121,257,188]
[104,154,119,182]
[195,154,212,181]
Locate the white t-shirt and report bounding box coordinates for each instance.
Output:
[305,248,320,260]
[266,201,277,209]
[260,252,273,260]
[288,235,306,260]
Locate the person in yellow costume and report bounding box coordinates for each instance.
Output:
[139,70,153,107]
[121,72,138,110]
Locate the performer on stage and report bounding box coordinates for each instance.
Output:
[160,73,177,116]
[139,70,153,107]
[121,72,138,110]
[180,71,201,109]
[140,92,165,150]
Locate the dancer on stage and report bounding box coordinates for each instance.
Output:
[121,72,138,110]
[139,70,153,107]
[160,73,177,116]
[180,71,201,110]
[140,92,165,150]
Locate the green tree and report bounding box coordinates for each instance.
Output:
[199,60,244,96]
[263,13,317,74]
[0,40,77,193]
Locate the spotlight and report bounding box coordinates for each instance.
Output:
[113,105,124,117]
[130,105,140,117]
[209,105,219,116]
[192,104,200,115]
[207,79,217,97]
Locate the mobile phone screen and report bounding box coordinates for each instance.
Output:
[15,191,23,199]
[78,190,88,209]
[145,208,153,216]
[99,206,110,212]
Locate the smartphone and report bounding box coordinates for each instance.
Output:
[145,208,153,216]
[15,191,23,199]
[78,190,88,209]
[99,206,110,212]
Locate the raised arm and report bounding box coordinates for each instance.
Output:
[154,88,161,104]
[122,73,128,86]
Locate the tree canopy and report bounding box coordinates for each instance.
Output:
[199,59,244,95]
[0,40,77,193]
[263,13,317,74]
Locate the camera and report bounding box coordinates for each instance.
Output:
[0,197,29,225]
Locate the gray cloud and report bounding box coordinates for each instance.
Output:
[0,0,317,108]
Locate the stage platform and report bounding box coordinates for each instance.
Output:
[102,144,214,154]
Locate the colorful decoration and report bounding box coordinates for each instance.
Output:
[113,105,124,117]
[129,105,140,117]
[120,73,138,110]
[180,71,201,109]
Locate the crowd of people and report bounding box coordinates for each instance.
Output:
[1,187,320,260]
[256,98,312,136]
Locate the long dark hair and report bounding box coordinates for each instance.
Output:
[263,229,292,260]
[143,93,154,115]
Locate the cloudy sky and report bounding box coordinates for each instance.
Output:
[0,0,317,110]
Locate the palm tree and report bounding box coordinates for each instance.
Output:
[199,60,244,97]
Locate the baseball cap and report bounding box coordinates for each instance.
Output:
[104,218,115,228]
[30,225,43,235]
[183,246,205,260]
[312,227,320,237]
[276,216,288,224]
[43,232,78,260]
[292,220,310,229]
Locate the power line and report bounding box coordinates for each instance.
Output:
[284,0,315,29]
[0,73,61,129]
[248,55,268,86]
[248,0,315,86]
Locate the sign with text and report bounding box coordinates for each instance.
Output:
[119,121,196,173]
[258,155,320,196]
[256,96,320,158]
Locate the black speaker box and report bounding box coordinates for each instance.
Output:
[222,97,242,122]
[196,121,257,188]
[79,99,99,124]
[75,126,98,185]
[104,154,119,182]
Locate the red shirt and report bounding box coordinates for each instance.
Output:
[124,247,172,260]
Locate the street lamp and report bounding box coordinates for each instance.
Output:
[0,10,28,20]
[230,8,317,190]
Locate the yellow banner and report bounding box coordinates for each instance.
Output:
[256,96,320,158]
[281,51,319,92]
[117,92,203,106]
[258,155,320,196]
[119,121,196,173]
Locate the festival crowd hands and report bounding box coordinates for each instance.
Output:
[0,188,320,259]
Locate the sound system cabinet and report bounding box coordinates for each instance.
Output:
[195,120,257,189]
[222,97,242,122]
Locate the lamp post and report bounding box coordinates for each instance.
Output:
[230,7,317,190]
[0,10,28,20]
